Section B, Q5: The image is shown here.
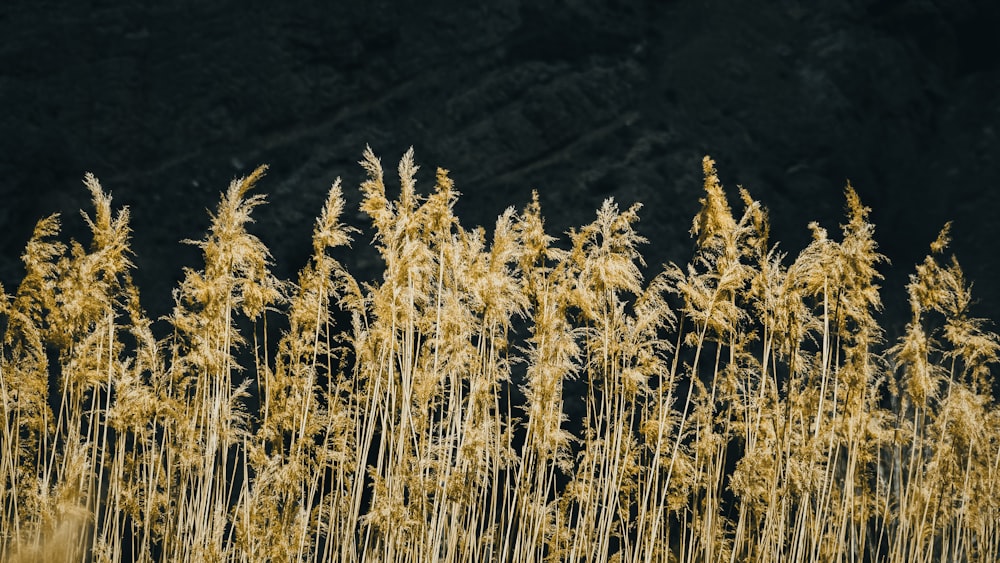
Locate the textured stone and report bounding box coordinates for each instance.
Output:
[1,1,998,333]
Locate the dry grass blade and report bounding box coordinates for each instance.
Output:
[1,152,997,563]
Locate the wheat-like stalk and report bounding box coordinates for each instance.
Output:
[1,150,997,562]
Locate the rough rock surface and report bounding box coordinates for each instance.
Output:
[2,1,999,335]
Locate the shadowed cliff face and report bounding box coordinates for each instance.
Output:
[1,1,998,332]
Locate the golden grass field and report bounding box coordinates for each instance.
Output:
[2,150,998,562]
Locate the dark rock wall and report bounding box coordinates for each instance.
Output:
[2,1,998,333]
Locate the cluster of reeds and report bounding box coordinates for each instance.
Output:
[1,149,997,562]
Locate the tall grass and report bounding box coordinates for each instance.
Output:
[1,149,997,562]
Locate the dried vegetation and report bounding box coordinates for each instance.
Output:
[2,150,998,562]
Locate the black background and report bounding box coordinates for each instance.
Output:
[2,0,999,342]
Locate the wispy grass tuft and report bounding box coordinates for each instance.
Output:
[2,151,998,562]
